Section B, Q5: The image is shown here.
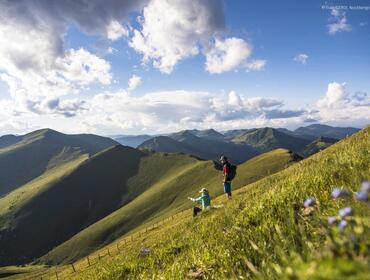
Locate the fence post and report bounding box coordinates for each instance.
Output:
[87,256,91,266]
[107,247,111,256]
[55,269,59,280]
[98,253,101,260]
[71,263,76,272]
[116,243,120,252]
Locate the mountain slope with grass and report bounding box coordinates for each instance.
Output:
[0,129,118,196]
[302,136,338,157]
[139,131,257,164]
[75,126,369,280]
[231,127,311,154]
[0,145,145,266]
[39,148,298,264]
[293,124,360,140]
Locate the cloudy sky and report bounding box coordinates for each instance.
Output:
[0,0,369,135]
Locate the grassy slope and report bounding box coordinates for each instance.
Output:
[140,132,258,164]
[0,129,117,196]
[231,127,311,155]
[76,127,369,279]
[39,148,297,264]
[0,145,144,266]
[302,137,338,157]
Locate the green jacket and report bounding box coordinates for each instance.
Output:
[191,193,211,209]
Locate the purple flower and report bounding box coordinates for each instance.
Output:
[361,181,370,193]
[355,191,369,202]
[304,197,316,208]
[338,207,353,218]
[328,216,337,225]
[338,220,348,232]
[331,188,350,199]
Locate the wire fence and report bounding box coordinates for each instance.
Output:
[19,184,269,280]
[24,209,192,280]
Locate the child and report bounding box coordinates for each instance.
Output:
[188,188,211,217]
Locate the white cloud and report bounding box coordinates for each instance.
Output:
[0,2,114,117]
[56,49,112,85]
[328,9,352,35]
[317,82,348,108]
[128,75,142,91]
[129,0,225,74]
[205,37,252,74]
[245,59,267,71]
[106,20,128,41]
[315,82,369,126]
[294,54,309,64]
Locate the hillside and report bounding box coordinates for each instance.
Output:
[302,136,338,157]
[38,148,298,264]
[72,127,370,279]
[139,131,257,164]
[0,129,118,196]
[231,127,310,154]
[293,124,360,140]
[0,145,145,266]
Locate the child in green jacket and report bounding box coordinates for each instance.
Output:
[188,188,211,217]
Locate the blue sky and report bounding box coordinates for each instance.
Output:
[0,0,369,135]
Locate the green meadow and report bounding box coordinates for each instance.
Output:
[72,127,369,279]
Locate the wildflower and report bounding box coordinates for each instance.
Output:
[338,220,348,232]
[328,216,337,225]
[139,247,151,256]
[303,197,316,208]
[355,191,368,202]
[338,207,353,218]
[331,188,350,199]
[361,181,370,193]
[350,234,357,242]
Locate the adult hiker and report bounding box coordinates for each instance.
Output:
[188,188,211,217]
[220,155,236,199]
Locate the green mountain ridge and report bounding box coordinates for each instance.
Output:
[73,126,370,280]
[0,129,118,196]
[38,148,298,265]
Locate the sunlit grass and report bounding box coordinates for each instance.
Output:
[72,127,369,279]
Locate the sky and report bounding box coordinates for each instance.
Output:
[0,0,369,136]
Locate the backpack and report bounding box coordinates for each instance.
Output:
[227,163,237,181]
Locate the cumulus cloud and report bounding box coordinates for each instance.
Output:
[130,0,225,74]
[205,38,252,74]
[315,82,369,126]
[0,0,126,117]
[106,20,129,41]
[317,82,348,108]
[328,8,351,35]
[75,89,302,134]
[245,59,267,71]
[294,54,309,64]
[128,75,142,91]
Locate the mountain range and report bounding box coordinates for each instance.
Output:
[136,124,359,163]
[0,124,361,267]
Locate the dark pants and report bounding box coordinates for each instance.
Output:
[193,206,202,217]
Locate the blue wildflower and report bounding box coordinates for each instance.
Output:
[327,216,337,225]
[361,181,370,193]
[304,197,316,208]
[338,207,353,218]
[355,191,369,202]
[331,188,350,199]
[338,220,348,232]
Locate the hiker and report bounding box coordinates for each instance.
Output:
[188,188,211,217]
[220,155,235,199]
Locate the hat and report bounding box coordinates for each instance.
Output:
[220,155,227,161]
[199,188,208,193]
